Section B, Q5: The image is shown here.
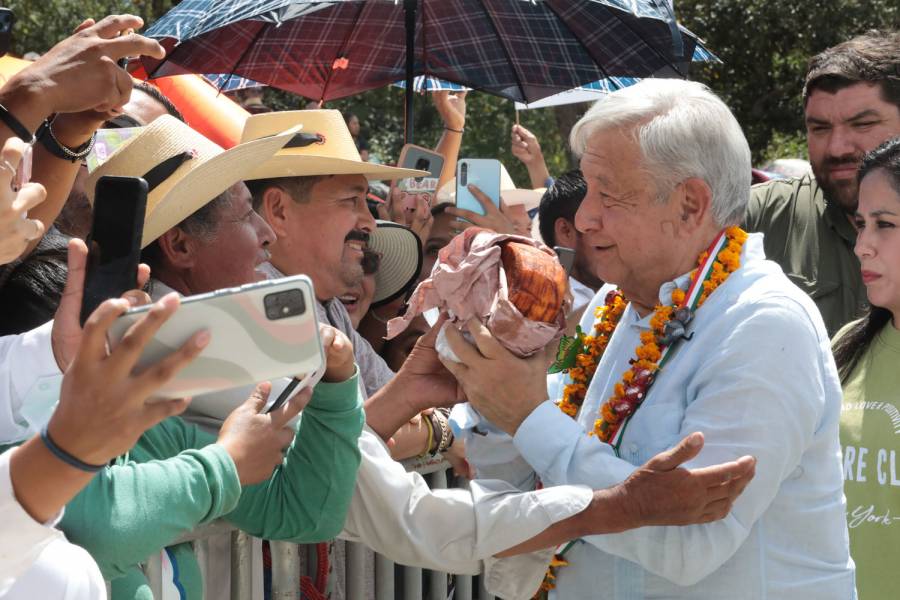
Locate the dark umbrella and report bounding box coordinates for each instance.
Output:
[142,0,711,143]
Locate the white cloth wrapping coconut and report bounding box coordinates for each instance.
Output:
[387,228,569,358]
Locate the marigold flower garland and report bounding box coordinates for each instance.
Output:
[536,226,748,597]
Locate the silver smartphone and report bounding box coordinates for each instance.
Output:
[108,275,324,401]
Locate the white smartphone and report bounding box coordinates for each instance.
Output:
[455,158,501,218]
[108,275,324,400]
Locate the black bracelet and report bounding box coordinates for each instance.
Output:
[36,118,96,163]
[0,102,38,144]
[40,424,106,473]
[444,126,464,134]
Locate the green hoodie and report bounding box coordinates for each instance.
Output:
[57,373,364,599]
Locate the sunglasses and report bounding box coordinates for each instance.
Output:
[362,249,381,275]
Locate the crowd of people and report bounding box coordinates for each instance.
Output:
[0,11,896,600]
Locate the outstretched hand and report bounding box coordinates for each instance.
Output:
[610,433,757,531]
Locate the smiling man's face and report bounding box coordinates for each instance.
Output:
[276,174,375,301]
[806,82,900,213]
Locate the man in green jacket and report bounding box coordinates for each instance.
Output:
[745,30,900,336]
[61,116,365,599]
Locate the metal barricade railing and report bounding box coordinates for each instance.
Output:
[137,458,499,600]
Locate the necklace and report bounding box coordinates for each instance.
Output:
[537,226,748,597]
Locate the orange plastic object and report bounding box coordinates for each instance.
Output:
[149,74,249,149]
[0,55,32,86]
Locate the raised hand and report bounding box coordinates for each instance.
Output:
[320,323,355,383]
[0,137,46,264]
[47,292,208,466]
[445,184,517,236]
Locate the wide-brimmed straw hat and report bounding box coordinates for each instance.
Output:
[86,115,298,248]
[369,220,422,306]
[240,110,427,181]
[434,163,545,211]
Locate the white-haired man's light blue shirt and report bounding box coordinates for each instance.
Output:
[457,233,856,598]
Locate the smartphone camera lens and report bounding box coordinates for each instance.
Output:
[460,163,467,187]
[264,290,306,320]
[414,158,430,182]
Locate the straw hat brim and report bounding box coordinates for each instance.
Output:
[244,154,427,182]
[86,118,299,248]
[369,221,422,306]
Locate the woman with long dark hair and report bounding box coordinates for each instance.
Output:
[832,136,900,600]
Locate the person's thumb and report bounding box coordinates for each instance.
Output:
[56,238,88,323]
[245,381,272,413]
[644,432,704,471]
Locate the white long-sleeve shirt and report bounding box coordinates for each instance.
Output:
[466,234,856,598]
[0,322,63,445]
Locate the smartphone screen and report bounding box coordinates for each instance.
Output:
[80,176,148,325]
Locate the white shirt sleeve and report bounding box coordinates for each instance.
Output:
[0,322,64,445]
[0,447,67,594]
[339,428,593,598]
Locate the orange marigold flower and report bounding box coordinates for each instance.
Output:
[622,370,635,383]
[671,288,686,305]
[614,383,625,397]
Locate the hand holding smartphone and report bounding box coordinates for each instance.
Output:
[394,144,444,212]
[455,159,501,218]
[80,176,148,325]
[107,275,324,401]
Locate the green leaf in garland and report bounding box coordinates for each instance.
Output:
[548,325,585,373]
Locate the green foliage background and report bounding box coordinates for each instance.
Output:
[8,0,899,186]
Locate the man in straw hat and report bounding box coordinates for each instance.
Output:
[239,110,756,598]
[56,115,366,599]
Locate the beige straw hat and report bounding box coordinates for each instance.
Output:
[240,110,427,181]
[86,115,298,248]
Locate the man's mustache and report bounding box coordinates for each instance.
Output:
[345,230,371,244]
[823,153,865,170]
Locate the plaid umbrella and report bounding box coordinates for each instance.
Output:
[392,75,469,93]
[142,0,711,141]
[515,43,716,109]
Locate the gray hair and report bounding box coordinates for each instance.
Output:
[569,79,752,227]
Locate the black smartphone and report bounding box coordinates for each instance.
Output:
[80,176,148,325]
[0,9,15,56]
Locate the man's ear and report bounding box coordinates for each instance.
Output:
[554,217,578,248]
[260,186,291,238]
[677,177,713,233]
[156,227,197,270]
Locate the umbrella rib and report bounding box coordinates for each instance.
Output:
[319,1,369,102]
[473,1,528,103]
[540,1,614,89]
[589,1,687,77]
[221,20,270,91]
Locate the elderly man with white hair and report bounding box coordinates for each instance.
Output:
[443,79,857,598]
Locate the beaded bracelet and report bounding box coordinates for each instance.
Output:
[40,425,106,473]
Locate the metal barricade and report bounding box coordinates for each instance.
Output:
[137,459,497,600]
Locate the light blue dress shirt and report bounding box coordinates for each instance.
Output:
[462,234,856,599]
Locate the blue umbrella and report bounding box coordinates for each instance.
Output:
[515,44,717,109]
[142,0,713,142]
[392,75,469,93]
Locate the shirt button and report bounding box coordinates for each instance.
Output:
[627,443,638,455]
[860,301,870,311]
